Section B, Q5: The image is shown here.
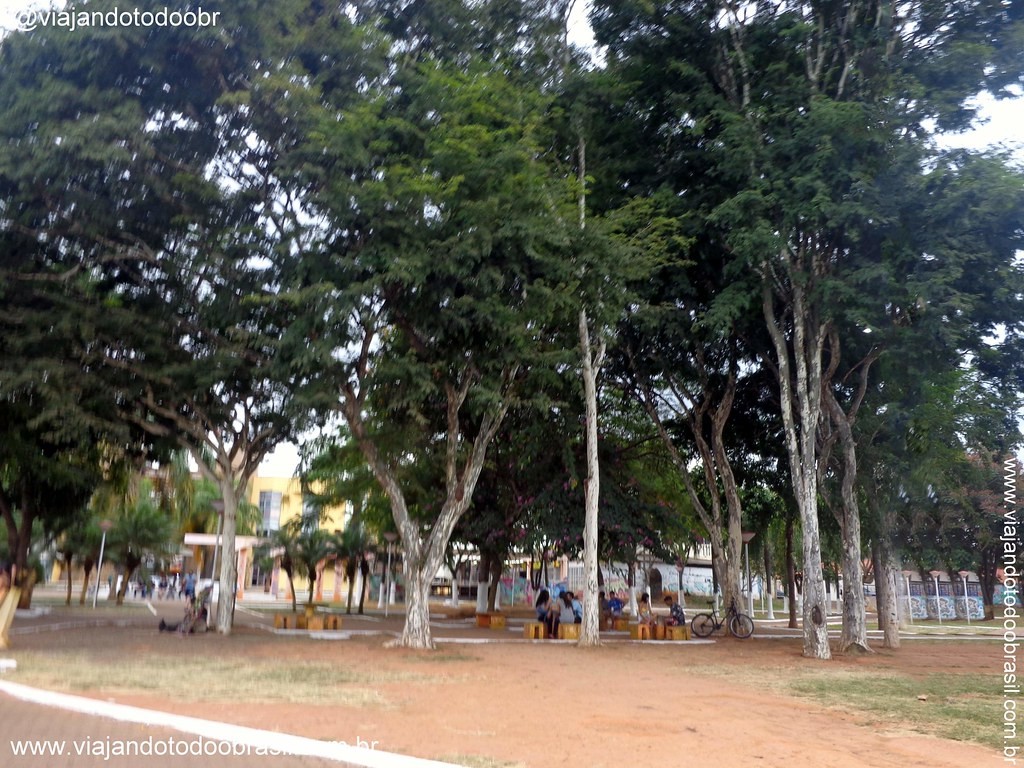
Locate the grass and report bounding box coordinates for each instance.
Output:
[8,650,437,708]
[670,657,1001,749]
[787,670,1002,748]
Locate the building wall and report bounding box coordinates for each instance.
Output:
[247,476,352,602]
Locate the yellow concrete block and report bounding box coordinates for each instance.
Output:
[557,623,580,640]
[523,621,546,639]
[666,625,690,641]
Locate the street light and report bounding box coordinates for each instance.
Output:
[958,570,971,626]
[929,569,943,625]
[383,532,398,618]
[92,520,113,609]
[742,532,756,617]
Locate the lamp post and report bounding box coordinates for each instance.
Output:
[675,558,685,609]
[958,570,971,625]
[742,532,755,617]
[92,520,113,609]
[904,572,914,625]
[209,500,224,629]
[383,532,397,618]
[929,570,943,625]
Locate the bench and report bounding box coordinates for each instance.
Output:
[629,623,651,640]
[275,612,341,630]
[611,616,630,631]
[523,621,546,639]
[666,625,690,641]
[0,588,21,649]
[488,613,506,630]
[557,623,580,640]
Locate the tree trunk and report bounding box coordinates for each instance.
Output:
[358,558,369,615]
[215,479,240,634]
[763,280,831,659]
[824,373,872,654]
[762,537,775,620]
[79,559,94,605]
[785,515,798,628]
[345,560,357,614]
[871,534,901,649]
[579,307,605,647]
[486,553,502,613]
[64,554,73,606]
[476,551,490,615]
[117,557,139,605]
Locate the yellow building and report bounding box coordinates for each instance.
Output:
[247,475,352,604]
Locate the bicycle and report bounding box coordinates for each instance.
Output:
[690,598,754,639]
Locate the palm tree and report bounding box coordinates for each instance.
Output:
[108,492,174,605]
[57,519,102,606]
[337,524,374,614]
[264,525,301,611]
[293,523,338,610]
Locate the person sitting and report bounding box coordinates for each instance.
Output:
[607,592,624,617]
[636,593,655,627]
[570,592,583,624]
[662,594,686,627]
[535,589,551,623]
[598,591,611,628]
[552,591,575,637]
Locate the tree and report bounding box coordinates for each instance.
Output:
[268,12,580,647]
[107,490,174,605]
[0,1,296,631]
[592,0,1024,659]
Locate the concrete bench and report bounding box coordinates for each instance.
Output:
[666,625,690,641]
[523,621,546,639]
[0,588,21,649]
[629,623,652,640]
[557,623,580,640]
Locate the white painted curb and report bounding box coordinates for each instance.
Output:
[0,680,459,768]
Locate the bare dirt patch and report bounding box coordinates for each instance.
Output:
[5,607,1002,768]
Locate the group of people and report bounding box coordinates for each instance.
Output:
[635,592,687,631]
[533,587,687,636]
[533,588,582,637]
[133,571,197,601]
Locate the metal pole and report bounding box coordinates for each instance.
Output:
[931,572,942,625]
[384,543,392,618]
[961,572,971,625]
[905,574,914,625]
[745,541,753,616]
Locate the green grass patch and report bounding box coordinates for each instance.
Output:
[9,650,437,708]
[788,670,1001,748]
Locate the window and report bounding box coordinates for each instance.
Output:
[259,491,282,534]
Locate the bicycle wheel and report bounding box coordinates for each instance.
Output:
[691,613,716,638]
[729,612,754,639]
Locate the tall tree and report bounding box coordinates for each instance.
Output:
[269,5,579,647]
[592,0,1024,659]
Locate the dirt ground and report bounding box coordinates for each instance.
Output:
[4,603,1003,768]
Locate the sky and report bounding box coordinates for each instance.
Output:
[0,0,1021,474]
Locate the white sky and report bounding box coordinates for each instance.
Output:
[0,0,1020,473]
